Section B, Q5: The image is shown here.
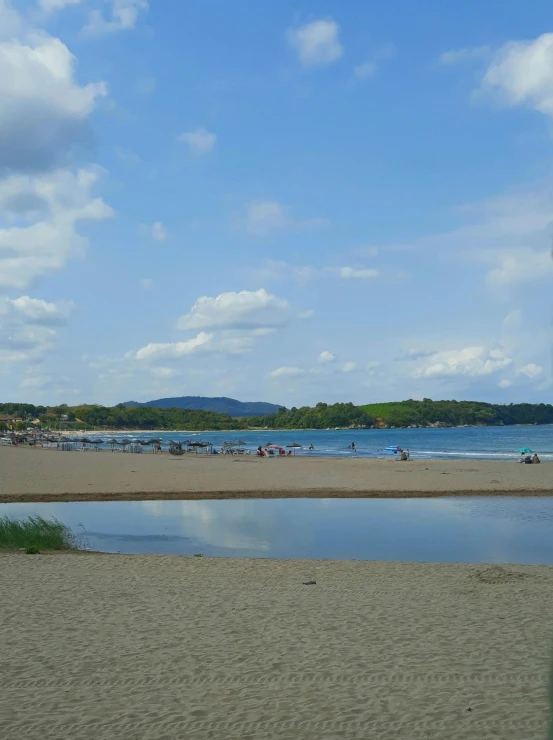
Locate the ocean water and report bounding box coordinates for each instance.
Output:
[2,497,553,564]
[78,425,553,461]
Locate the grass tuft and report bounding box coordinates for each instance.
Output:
[0,516,77,552]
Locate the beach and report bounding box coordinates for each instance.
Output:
[0,553,550,739]
[0,445,552,502]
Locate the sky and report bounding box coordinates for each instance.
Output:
[1,0,552,408]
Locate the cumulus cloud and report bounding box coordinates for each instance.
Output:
[352,61,377,80]
[0,293,70,362]
[133,332,213,361]
[268,366,305,379]
[243,200,328,237]
[318,350,334,363]
[519,363,544,378]
[341,362,357,372]
[339,266,380,279]
[84,0,148,35]
[439,46,489,65]
[412,346,512,378]
[498,378,512,388]
[0,0,21,39]
[150,366,176,378]
[479,33,553,116]
[140,221,169,242]
[503,309,523,328]
[177,289,293,331]
[0,167,114,289]
[39,0,81,12]
[287,18,343,68]
[0,33,107,174]
[178,128,217,154]
[9,295,74,324]
[482,248,553,286]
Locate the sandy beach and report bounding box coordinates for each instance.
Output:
[0,553,550,740]
[0,445,551,502]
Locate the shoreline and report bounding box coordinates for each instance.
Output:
[1,554,551,739]
[1,446,552,503]
[3,487,553,504]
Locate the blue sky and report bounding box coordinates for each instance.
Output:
[1,0,552,407]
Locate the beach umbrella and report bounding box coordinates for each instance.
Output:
[286,442,302,456]
[384,445,402,453]
[235,440,246,447]
[516,447,533,454]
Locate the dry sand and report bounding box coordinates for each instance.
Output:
[0,445,552,502]
[0,554,551,739]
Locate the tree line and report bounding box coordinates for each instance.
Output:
[1,398,552,432]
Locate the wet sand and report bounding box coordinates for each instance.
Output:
[0,554,551,740]
[0,445,551,502]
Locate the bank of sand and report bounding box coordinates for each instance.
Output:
[0,445,551,502]
[0,554,551,739]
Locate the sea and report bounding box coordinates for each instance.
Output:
[76,425,553,461]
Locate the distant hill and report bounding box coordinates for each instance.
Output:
[122,396,283,417]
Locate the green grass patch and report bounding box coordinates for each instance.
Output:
[0,516,77,552]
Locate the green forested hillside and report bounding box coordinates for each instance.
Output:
[123,396,281,416]
[361,399,553,427]
[1,398,552,431]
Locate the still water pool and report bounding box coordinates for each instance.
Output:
[2,497,553,564]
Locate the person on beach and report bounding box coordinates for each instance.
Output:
[532,453,541,464]
[349,442,356,451]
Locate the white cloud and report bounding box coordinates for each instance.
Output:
[519,363,544,378]
[177,289,293,331]
[268,366,305,379]
[341,362,357,372]
[140,278,154,290]
[177,128,217,154]
[0,33,106,173]
[0,0,21,40]
[503,309,523,328]
[498,378,512,388]
[481,248,553,286]
[339,266,380,279]
[287,19,343,68]
[84,0,148,35]
[412,346,512,378]
[20,374,52,388]
[150,366,176,378]
[9,295,74,324]
[439,46,489,65]
[318,350,334,363]
[352,61,377,80]
[133,332,213,361]
[479,33,553,116]
[0,294,68,363]
[0,168,114,289]
[243,200,328,237]
[39,0,81,12]
[141,221,168,242]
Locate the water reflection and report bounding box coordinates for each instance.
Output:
[0,497,552,564]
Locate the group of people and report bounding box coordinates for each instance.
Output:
[256,445,290,457]
[519,453,540,464]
